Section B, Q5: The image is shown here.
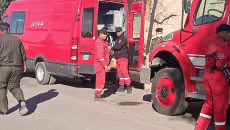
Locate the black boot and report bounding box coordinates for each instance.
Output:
[117,85,125,92]
[126,85,132,94]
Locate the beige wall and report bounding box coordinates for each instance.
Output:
[143,0,184,65]
[145,0,183,38]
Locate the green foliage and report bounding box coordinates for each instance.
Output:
[0,0,9,17]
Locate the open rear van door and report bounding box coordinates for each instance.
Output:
[78,1,97,75]
[128,0,145,71]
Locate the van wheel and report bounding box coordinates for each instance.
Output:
[151,68,188,116]
[35,62,50,85]
[49,76,56,84]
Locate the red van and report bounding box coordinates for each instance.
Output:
[2,0,145,84]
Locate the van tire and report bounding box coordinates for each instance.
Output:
[35,62,50,85]
[49,76,56,84]
[151,68,188,116]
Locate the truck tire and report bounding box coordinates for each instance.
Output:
[151,68,188,116]
[49,76,56,84]
[35,62,50,85]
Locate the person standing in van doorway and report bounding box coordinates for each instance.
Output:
[111,27,132,94]
[150,28,163,52]
[0,22,28,116]
[94,28,109,102]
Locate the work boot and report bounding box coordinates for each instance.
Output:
[19,100,28,116]
[117,85,125,92]
[94,95,106,102]
[126,85,132,94]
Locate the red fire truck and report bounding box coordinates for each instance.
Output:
[140,0,230,115]
[2,0,145,84]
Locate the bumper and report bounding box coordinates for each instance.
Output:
[140,66,151,84]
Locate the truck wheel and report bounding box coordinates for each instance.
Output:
[151,68,188,116]
[49,76,56,84]
[35,62,50,85]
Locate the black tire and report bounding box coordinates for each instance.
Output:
[35,62,50,85]
[151,68,188,116]
[49,76,56,84]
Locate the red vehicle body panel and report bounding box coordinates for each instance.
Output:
[128,0,145,71]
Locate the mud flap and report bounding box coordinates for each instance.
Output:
[140,66,151,84]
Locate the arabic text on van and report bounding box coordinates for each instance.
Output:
[30,21,44,27]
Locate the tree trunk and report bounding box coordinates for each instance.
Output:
[144,0,158,65]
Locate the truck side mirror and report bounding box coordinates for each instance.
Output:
[184,0,191,14]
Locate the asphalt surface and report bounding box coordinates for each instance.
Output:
[0,73,229,130]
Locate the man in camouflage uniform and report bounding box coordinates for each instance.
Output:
[150,28,163,52]
[0,22,27,115]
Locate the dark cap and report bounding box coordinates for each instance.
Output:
[215,24,230,33]
[0,22,10,28]
[116,27,122,32]
[99,28,107,34]
[156,28,163,32]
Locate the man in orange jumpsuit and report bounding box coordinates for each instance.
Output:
[94,28,109,101]
[195,24,230,130]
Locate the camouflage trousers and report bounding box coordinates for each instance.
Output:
[0,66,24,113]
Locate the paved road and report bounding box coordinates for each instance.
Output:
[0,73,229,130]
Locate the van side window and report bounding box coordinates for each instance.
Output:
[10,12,26,34]
[2,16,9,23]
[194,0,226,25]
[133,14,141,39]
[82,8,94,37]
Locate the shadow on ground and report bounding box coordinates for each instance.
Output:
[8,89,59,116]
[102,83,117,98]
[22,72,35,78]
[143,94,152,102]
